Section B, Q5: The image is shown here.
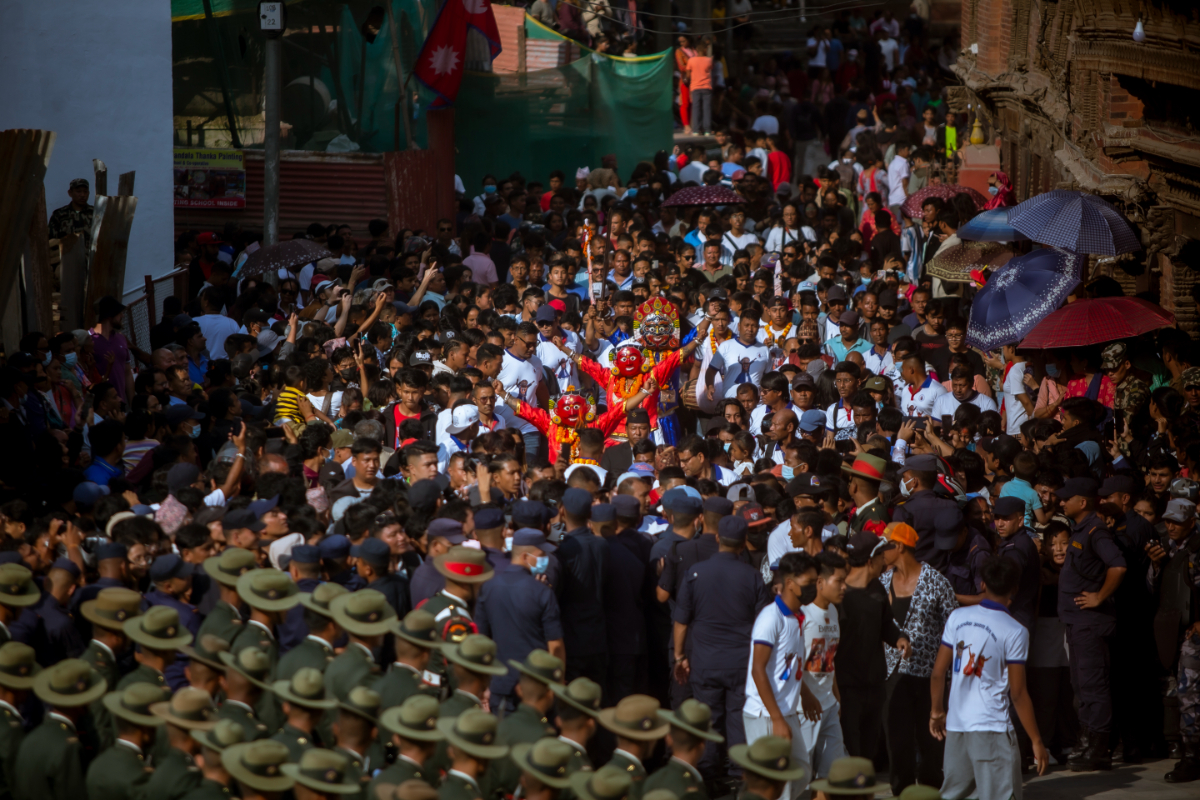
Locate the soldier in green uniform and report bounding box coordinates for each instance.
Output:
[483,650,563,799]
[377,609,442,710]
[421,547,495,688]
[728,736,808,800]
[326,589,396,700]
[278,583,347,681]
[181,634,231,698]
[216,646,275,740]
[198,548,258,645]
[568,765,634,800]
[233,569,301,734]
[1101,343,1151,456]
[0,642,41,799]
[430,635,508,776]
[80,588,145,752]
[281,747,364,798]
[15,658,107,800]
[808,756,886,800]
[331,685,382,800]
[549,678,603,773]
[373,695,446,796]
[121,605,194,690]
[145,686,219,800]
[436,709,511,800]
[271,666,338,760]
[842,454,890,537]
[47,178,95,248]
[643,701,723,800]
[221,739,296,800]
[0,563,41,645]
[88,683,168,800]
[510,738,575,800]
[598,695,671,800]
[184,719,247,800]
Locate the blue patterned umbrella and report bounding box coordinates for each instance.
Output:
[1005,190,1140,255]
[958,209,1030,243]
[965,248,1086,351]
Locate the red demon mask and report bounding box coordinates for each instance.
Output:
[612,343,648,378]
[551,392,596,428]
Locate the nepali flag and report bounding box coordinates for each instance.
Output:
[414,0,502,108]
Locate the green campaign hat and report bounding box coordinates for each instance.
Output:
[237,569,300,612]
[150,686,218,731]
[223,740,295,792]
[569,765,633,800]
[657,699,724,743]
[192,718,248,753]
[597,695,669,742]
[339,685,381,723]
[0,564,41,607]
[203,547,259,587]
[549,677,603,718]
[33,658,107,707]
[436,708,509,760]
[180,634,230,671]
[330,589,397,637]
[729,736,807,782]
[123,605,194,650]
[218,646,273,690]
[510,738,575,789]
[897,786,944,800]
[273,666,338,710]
[509,649,565,686]
[394,609,441,649]
[380,694,445,742]
[281,748,361,795]
[443,634,507,676]
[298,582,350,617]
[809,757,888,795]
[80,587,143,631]
[0,642,41,690]
[103,682,170,727]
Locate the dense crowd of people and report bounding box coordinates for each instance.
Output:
[6,45,1200,798]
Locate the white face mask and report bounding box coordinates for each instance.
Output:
[900,476,913,497]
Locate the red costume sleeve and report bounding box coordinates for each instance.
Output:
[516,402,552,437]
[651,350,683,383]
[593,403,629,437]
[577,356,613,390]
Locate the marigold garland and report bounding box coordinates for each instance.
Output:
[762,321,793,346]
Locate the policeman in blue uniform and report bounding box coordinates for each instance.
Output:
[145,554,202,691]
[354,538,412,618]
[556,488,610,687]
[279,545,325,654]
[409,519,467,607]
[672,516,772,779]
[472,508,510,573]
[37,558,87,665]
[606,496,654,703]
[659,497,729,603]
[935,507,992,604]
[475,529,563,715]
[1057,477,1127,772]
[991,496,1041,631]
[70,542,128,640]
[891,454,958,571]
[322,536,367,592]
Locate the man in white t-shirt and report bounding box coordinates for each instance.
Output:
[720,210,760,266]
[534,305,583,394]
[744,551,821,800]
[930,558,1048,799]
[931,368,999,422]
[797,552,848,782]
[886,142,912,220]
[899,354,948,417]
[1001,346,1032,437]
[877,31,900,72]
[707,313,771,400]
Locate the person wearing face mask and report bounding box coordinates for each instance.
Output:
[743,551,820,800]
[474,529,564,717]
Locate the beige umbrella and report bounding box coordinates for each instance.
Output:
[927,241,1014,283]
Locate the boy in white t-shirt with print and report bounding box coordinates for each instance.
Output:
[931,557,1048,800]
[744,551,821,800]
[1001,343,1032,437]
[797,551,849,783]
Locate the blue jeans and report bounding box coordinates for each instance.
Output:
[691,89,712,135]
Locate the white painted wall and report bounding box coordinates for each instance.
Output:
[0,0,175,296]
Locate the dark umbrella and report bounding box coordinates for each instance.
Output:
[965,248,1085,352]
[1005,190,1140,255]
[661,186,746,207]
[957,208,1030,243]
[900,184,988,220]
[1020,296,1174,349]
[238,239,333,279]
[927,241,1014,284]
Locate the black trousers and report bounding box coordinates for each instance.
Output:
[883,671,944,794]
[608,653,648,705]
[691,667,747,779]
[1066,620,1115,733]
[1027,666,1079,756]
[1111,614,1162,751]
[567,652,610,698]
[840,682,886,760]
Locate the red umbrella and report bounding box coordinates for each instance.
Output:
[1020,297,1175,349]
[901,184,988,220]
[662,186,745,207]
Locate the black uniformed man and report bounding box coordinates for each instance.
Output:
[475,529,565,715]
[567,765,633,800]
[279,545,326,653]
[326,589,396,701]
[411,519,468,607]
[729,735,808,800]
[483,650,563,799]
[422,546,495,689]
[644,700,723,800]
[282,747,364,796]
[377,609,442,710]
[197,548,257,645]
[549,678,602,773]
[672,517,770,779]
[356,537,413,618]
[605,495,654,704]
[233,569,302,734]
[216,646,275,740]
[436,709,511,800]
[221,739,295,798]
[935,506,992,605]
[991,497,1041,631]
[0,642,40,799]
[39,558,87,664]
[271,666,337,760]
[892,454,958,570]
[331,686,382,800]
[183,718,246,800]
[1058,477,1127,771]
[510,738,575,800]
[16,658,107,800]
[145,687,218,800]
[557,488,611,687]
[373,694,445,797]
[278,582,347,681]
[88,683,167,800]
[79,588,144,751]
[598,695,670,800]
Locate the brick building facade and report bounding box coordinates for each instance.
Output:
[952,0,1200,329]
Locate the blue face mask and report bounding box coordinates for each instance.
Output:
[724,441,732,452]
[189,425,202,439]
[42,352,52,366]
[531,556,550,575]
[860,274,871,285]
[64,353,78,367]
[504,536,513,552]
[988,186,999,195]
[1045,363,1060,378]
[484,184,497,194]
[781,465,795,480]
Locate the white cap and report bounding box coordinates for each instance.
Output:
[575,167,591,180]
[446,404,481,435]
[269,533,306,571]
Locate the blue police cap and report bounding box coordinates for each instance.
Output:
[512,528,556,553]
[661,488,702,516]
[718,516,749,544]
[249,495,280,517]
[1058,477,1099,500]
[562,488,594,520]
[149,553,192,583]
[96,541,128,561]
[319,534,352,560]
[992,496,1026,518]
[427,518,466,544]
[703,496,734,516]
[612,495,642,520]
[591,503,615,523]
[474,507,506,530]
[511,501,550,528]
[352,537,391,567]
[291,545,320,564]
[51,557,81,580]
[901,454,940,473]
[223,508,265,532]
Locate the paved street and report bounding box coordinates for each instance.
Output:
[1022,759,1195,800]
